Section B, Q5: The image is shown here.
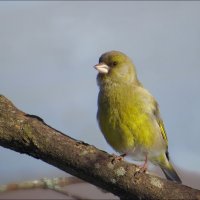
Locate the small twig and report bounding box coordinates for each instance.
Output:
[0,176,86,199]
[0,176,84,193]
[52,186,87,200]
[42,177,86,200]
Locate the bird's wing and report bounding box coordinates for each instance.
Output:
[136,86,168,147]
[153,102,168,147]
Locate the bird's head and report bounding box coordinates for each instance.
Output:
[94,51,139,87]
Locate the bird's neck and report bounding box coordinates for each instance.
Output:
[97,74,141,91]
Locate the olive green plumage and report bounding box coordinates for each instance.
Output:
[94,50,181,183]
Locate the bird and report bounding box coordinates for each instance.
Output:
[94,50,182,183]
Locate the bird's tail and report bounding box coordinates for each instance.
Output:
[161,163,182,183]
[155,153,182,183]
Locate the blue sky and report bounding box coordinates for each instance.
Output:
[0,2,200,185]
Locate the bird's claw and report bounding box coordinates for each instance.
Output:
[135,156,148,174]
[110,153,126,164]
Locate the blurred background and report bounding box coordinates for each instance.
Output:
[0,1,200,198]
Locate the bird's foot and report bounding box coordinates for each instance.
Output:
[137,162,148,173]
[135,156,148,174]
[111,153,127,164]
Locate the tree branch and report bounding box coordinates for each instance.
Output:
[0,95,199,200]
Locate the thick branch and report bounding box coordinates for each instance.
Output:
[0,95,199,200]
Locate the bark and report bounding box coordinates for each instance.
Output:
[0,95,199,200]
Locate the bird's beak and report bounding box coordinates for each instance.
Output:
[94,63,109,74]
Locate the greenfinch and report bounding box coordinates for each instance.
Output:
[94,50,181,183]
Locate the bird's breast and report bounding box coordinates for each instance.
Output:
[97,85,136,153]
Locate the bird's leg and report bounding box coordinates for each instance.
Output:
[138,155,148,172]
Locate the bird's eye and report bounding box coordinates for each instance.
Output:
[113,61,118,66]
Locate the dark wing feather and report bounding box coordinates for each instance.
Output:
[153,102,168,147]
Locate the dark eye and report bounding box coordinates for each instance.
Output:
[113,61,118,66]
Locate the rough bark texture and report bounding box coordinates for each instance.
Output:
[0,95,200,200]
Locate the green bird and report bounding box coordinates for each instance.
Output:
[94,50,181,183]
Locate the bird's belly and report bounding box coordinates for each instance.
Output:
[126,144,164,161]
[97,93,166,160]
[103,125,135,154]
[99,113,166,161]
[98,110,135,153]
[127,145,147,161]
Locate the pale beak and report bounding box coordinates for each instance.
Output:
[94,63,110,74]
